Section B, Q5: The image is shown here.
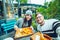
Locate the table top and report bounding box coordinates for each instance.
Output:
[14,32,53,40]
[2,31,58,40]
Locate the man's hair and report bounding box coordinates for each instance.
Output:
[35,12,42,17]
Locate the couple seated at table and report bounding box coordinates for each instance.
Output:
[14,10,60,37]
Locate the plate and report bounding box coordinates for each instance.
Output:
[30,32,52,40]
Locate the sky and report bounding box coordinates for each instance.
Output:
[28,0,52,5]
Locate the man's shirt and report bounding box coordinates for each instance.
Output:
[37,19,58,32]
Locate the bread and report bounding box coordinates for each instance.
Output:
[30,32,52,40]
[15,27,33,38]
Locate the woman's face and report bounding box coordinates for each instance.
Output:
[25,14,31,21]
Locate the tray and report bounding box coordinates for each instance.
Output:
[14,27,34,39]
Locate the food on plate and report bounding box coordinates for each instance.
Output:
[15,27,33,38]
[30,32,52,40]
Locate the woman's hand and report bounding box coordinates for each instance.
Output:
[30,26,34,30]
[30,26,36,33]
[14,25,19,31]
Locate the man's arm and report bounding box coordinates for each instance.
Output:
[53,21,60,32]
[56,27,60,35]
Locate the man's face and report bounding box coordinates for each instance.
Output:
[25,14,31,21]
[36,14,44,24]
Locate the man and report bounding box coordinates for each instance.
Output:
[35,12,60,37]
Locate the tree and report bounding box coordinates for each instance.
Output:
[16,0,27,4]
[36,0,60,20]
[47,0,60,20]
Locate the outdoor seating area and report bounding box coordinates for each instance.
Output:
[0,0,60,40]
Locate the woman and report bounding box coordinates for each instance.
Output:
[14,10,32,30]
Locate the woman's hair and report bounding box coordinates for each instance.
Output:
[23,17,32,27]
